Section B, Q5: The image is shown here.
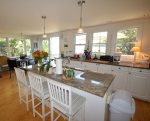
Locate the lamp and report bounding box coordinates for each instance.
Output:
[131,46,140,63]
[131,47,140,52]
[77,0,85,34]
[42,16,47,38]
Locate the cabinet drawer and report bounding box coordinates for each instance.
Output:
[129,68,150,74]
[111,66,128,72]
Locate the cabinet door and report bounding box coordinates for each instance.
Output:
[82,62,98,72]
[70,60,82,69]
[111,66,128,91]
[147,75,150,101]
[127,68,150,101]
[98,64,112,74]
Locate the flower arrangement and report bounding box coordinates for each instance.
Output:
[32,50,48,65]
[32,50,48,60]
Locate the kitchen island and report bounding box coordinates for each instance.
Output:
[27,65,115,121]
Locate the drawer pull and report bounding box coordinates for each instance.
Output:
[128,72,131,74]
[139,70,142,72]
[112,70,114,72]
[118,67,121,69]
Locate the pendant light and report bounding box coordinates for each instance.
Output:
[77,0,85,34]
[42,16,47,38]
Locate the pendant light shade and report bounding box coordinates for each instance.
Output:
[42,16,47,38]
[77,27,84,34]
[42,34,47,38]
[77,0,85,34]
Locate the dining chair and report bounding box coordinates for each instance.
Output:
[7,58,18,78]
[14,67,31,111]
[47,78,86,121]
[28,72,50,121]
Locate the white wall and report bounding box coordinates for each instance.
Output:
[30,17,150,56]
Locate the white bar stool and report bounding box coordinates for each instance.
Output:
[47,78,86,121]
[14,67,31,111]
[28,72,50,121]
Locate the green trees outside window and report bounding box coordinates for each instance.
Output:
[9,38,24,56]
[0,37,31,57]
[0,38,7,56]
[42,40,49,53]
[116,28,138,55]
[26,39,31,55]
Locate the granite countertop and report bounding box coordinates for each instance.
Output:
[30,66,115,97]
[71,59,150,69]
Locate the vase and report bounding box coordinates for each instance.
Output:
[48,68,53,74]
[37,59,43,67]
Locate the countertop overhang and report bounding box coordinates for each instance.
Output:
[29,66,115,97]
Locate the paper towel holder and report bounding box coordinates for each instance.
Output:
[55,57,63,75]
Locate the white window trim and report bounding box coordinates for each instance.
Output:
[74,34,87,54]
[113,24,143,55]
[91,31,108,56]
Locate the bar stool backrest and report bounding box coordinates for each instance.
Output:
[28,72,44,97]
[47,79,72,114]
[14,67,28,86]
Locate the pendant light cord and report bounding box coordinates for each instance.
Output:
[42,16,46,35]
[78,0,85,28]
[80,2,82,28]
[44,18,45,34]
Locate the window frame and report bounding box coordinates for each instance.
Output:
[42,39,49,53]
[49,36,60,59]
[114,26,142,55]
[74,34,87,54]
[0,37,31,57]
[91,31,108,55]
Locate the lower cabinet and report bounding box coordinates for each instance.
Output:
[69,60,83,69]
[69,60,150,101]
[82,62,98,72]
[127,68,150,101]
[111,66,129,91]
[97,64,112,74]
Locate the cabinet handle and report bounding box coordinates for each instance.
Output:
[112,70,114,72]
[128,72,131,74]
[118,67,121,69]
[139,70,142,72]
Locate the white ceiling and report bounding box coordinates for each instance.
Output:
[0,0,150,36]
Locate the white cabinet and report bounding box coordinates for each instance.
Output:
[111,66,129,91]
[70,60,83,69]
[82,62,98,72]
[127,68,150,101]
[147,74,150,101]
[69,60,150,101]
[97,64,112,74]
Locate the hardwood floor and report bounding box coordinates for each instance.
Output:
[0,71,150,121]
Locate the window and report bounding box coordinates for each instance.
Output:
[116,28,138,55]
[50,37,60,59]
[75,34,86,54]
[0,38,8,56]
[0,37,31,57]
[92,32,107,55]
[25,39,31,56]
[42,39,49,52]
[9,38,24,56]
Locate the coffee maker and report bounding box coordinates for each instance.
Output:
[113,52,122,62]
